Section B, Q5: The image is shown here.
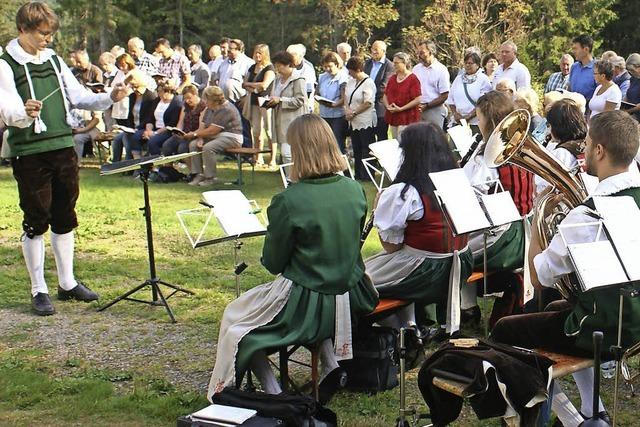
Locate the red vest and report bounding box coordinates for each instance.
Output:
[497,164,534,216]
[404,194,468,253]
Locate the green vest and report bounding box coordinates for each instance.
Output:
[565,186,640,352]
[2,52,73,157]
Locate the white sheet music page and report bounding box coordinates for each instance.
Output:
[567,241,629,291]
[429,169,491,234]
[447,123,475,155]
[593,195,640,280]
[480,191,522,227]
[191,404,257,424]
[201,190,266,236]
[368,139,402,181]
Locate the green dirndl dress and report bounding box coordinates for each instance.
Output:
[473,221,525,272]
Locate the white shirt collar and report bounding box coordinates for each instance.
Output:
[6,38,55,65]
[502,58,520,71]
[592,170,640,196]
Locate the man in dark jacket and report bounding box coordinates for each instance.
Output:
[364,40,393,142]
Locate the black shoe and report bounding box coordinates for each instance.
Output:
[461,306,481,324]
[57,282,99,302]
[318,367,347,405]
[31,292,55,316]
[423,326,460,344]
[579,410,611,426]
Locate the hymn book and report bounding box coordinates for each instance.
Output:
[165,126,186,136]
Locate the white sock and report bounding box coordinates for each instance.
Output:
[23,234,47,296]
[250,350,282,394]
[50,231,78,291]
[551,382,584,427]
[318,339,339,381]
[573,367,605,416]
[461,283,478,310]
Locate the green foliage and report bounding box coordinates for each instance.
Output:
[600,0,640,56]
[0,0,25,47]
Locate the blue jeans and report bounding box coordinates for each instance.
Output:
[111,133,128,162]
[148,131,173,155]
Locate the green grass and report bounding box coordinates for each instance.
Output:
[0,161,637,426]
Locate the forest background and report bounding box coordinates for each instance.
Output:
[0,0,638,84]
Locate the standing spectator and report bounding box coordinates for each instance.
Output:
[98,52,117,86]
[145,79,183,155]
[72,49,103,85]
[492,41,531,89]
[336,42,352,64]
[588,60,622,119]
[364,40,393,141]
[207,44,222,73]
[383,52,422,139]
[127,37,159,77]
[209,38,229,85]
[268,51,307,167]
[569,35,597,104]
[601,50,617,62]
[612,56,631,99]
[154,38,192,93]
[344,56,376,180]
[187,44,211,95]
[625,53,640,121]
[482,53,499,83]
[242,44,276,166]
[218,39,253,103]
[155,85,206,157]
[544,54,574,94]
[413,40,450,128]
[287,43,316,107]
[189,86,243,186]
[447,52,492,135]
[317,52,348,153]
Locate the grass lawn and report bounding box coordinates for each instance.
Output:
[0,160,637,426]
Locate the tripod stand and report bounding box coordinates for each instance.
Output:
[98,162,194,322]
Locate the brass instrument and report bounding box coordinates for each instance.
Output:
[484,109,589,300]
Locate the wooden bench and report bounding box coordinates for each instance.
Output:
[94,131,116,166]
[224,147,271,185]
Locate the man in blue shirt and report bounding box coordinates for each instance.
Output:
[568,35,596,104]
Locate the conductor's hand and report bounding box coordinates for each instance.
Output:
[24,99,42,118]
[110,83,130,103]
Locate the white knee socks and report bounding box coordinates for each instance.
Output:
[573,367,605,416]
[23,234,47,296]
[250,350,282,394]
[318,339,339,382]
[51,231,78,291]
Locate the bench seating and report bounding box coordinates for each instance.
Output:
[224,147,271,185]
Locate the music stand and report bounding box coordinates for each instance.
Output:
[97,152,198,322]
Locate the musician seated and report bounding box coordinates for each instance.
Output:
[462,91,534,327]
[207,114,378,402]
[365,122,473,339]
[491,110,640,426]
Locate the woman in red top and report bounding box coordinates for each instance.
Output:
[383,52,422,139]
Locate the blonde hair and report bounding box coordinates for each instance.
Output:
[544,90,587,114]
[287,114,347,182]
[202,86,225,105]
[514,87,540,115]
[253,44,271,65]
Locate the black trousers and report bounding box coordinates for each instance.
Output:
[351,126,375,180]
[11,147,80,236]
[374,115,389,141]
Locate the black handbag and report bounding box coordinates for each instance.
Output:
[211,388,337,427]
[339,325,399,393]
[177,415,284,427]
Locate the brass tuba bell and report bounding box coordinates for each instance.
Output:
[484,109,589,299]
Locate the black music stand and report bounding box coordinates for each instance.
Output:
[97,153,197,322]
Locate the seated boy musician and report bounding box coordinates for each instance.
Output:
[491,110,640,426]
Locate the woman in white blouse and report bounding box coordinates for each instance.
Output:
[344,56,377,180]
[365,122,473,338]
[589,60,622,119]
[447,52,492,136]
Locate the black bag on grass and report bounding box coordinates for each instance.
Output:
[211,387,337,427]
[339,325,399,393]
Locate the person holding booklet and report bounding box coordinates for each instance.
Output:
[491,110,640,426]
[208,114,378,403]
[365,122,473,339]
[142,79,183,155]
[188,86,243,186]
[317,52,348,153]
[461,91,534,327]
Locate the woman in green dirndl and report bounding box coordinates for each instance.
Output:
[208,114,378,402]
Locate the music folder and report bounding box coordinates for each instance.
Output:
[429,169,522,235]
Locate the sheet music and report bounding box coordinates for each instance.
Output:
[429,169,491,234]
[191,404,256,424]
[480,191,522,227]
[201,191,266,236]
[447,123,475,155]
[567,241,629,291]
[593,196,640,280]
[368,139,402,181]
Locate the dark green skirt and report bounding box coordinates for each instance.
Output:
[473,221,525,273]
[236,276,379,375]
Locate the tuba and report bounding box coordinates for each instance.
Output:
[483,109,589,300]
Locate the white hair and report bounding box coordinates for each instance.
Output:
[336,42,351,54]
[372,40,387,52]
[496,77,516,93]
[286,43,306,58]
[611,55,626,69]
[128,37,145,50]
[501,41,518,53]
[560,54,574,63]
